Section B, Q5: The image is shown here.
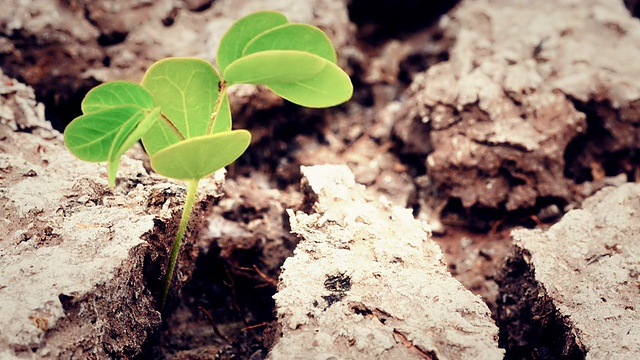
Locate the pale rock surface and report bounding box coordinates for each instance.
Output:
[269,165,503,359]
[512,183,640,359]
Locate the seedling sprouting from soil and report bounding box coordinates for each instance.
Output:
[63,10,353,310]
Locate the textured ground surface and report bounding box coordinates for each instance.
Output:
[394,0,640,229]
[270,165,503,359]
[504,184,640,359]
[2,0,640,358]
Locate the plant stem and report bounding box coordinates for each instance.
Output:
[207,80,228,135]
[159,179,199,310]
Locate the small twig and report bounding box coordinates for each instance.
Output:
[393,330,434,359]
[237,265,278,287]
[528,214,545,227]
[224,266,246,324]
[253,264,278,287]
[241,322,269,332]
[488,217,506,235]
[198,306,230,344]
[586,253,611,265]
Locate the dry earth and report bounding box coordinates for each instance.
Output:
[1,0,640,359]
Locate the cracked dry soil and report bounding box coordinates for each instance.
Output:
[3,0,640,359]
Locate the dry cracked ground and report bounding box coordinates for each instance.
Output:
[1,0,640,359]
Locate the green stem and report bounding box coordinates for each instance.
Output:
[158,179,199,310]
[207,80,228,135]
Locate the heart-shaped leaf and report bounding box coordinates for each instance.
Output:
[150,130,251,180]
[243,23,337,63]
[224,50,326,85]
[141,58,222,155]
[82,81,155,114]
[265,60,353,108]
[64,105,147,162]
[66,81,162,186]
[217,11,289,73]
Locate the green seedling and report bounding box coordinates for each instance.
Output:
[63,10,353,310]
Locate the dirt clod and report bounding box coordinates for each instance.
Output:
[394,0,640,229]
[269,165,504,359]
[500,183,640,359]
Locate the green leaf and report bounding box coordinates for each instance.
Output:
[243,23,337,63]
[107,107,161,186]
[210,91,232,133]
[141,57,221,155]
[217,11,289,73]
[224,50,325,85]
[64,105,147,162]
[150,130,251,180]
[67,81,161,186]
[266,60,353,108]
[82,81,155,114]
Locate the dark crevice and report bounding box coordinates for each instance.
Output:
[498,160,528,187]
[349,67,376,108]
[564,99,640,184]
[397,152,428,178]
[348,0,460,44]
[187,244,277,326]
[605,148,640,181]
[184,0,215,13]
[398,49,449,85]
[564,101,610,183]
[81,3,129,46]
[0,28,101,132]
[440,198,504,232]
[439,195,567,233]
[625,0,640,18]
[232,103,330,189]
[39,80,100,132]
[97,31,128,46]
[162,6,180,27]
[495,249,587,360]
[102,55,111,67]
[136,241,279,359]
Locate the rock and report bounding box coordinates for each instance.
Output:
[498,183,640,359]
[269,165,503,359]
[0,70,220,357]
[393,0,640,223]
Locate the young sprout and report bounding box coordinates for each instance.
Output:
[64,10,353,311]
